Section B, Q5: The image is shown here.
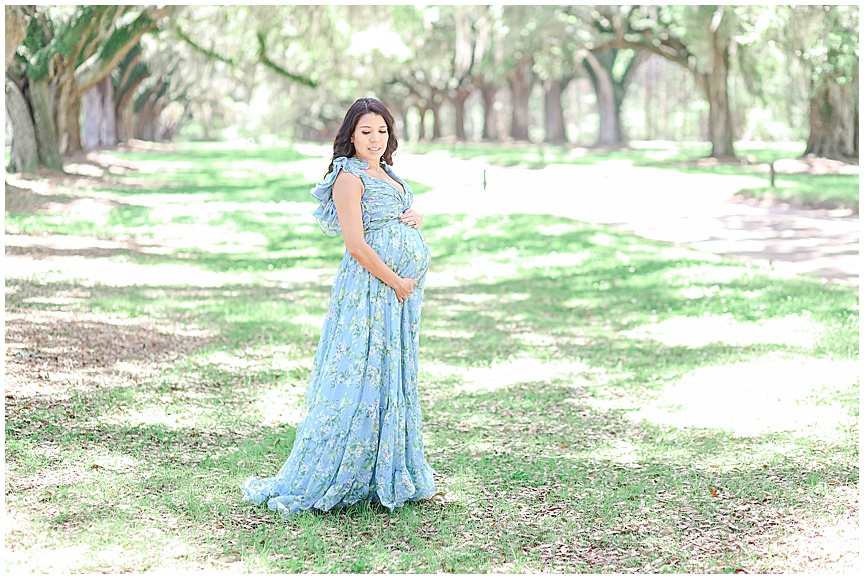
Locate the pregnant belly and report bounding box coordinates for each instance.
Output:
[368,222,431,280]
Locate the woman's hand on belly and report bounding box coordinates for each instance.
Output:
[399,208,423,228]
[394,277,418,303]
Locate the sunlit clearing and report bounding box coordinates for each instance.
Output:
[424,328,475,339]
[426,257,518,285]
[4,254,331,288]
[4,255,246,287]
[453,293,497,303]
[461,222,509,240]
[770,518,859,573]
[253,385,305,427]
[425,357,590,394]
[432,467,482,509]
[624,313,823,349]
[522,250,590,268]
[4,532,209,573]
[537,223,581,236]
[667,264,758,286]
[628,356,859,438]
[589,233,613,246]
[146,224,270,253]
[290,313,324,326]
[199,347,309,374]
[114,406,203,429]
[422,215,477,242]
[584,439,643,466]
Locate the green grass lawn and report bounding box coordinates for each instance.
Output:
[4,142,859,573]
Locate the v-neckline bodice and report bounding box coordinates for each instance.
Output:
[351,157,406,196]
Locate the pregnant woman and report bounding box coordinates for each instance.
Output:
[242,98,436,516]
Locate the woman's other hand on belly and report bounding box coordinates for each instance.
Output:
[399,208,423,228]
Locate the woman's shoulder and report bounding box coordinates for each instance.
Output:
[333,167,362,186]
[333,156,369,178]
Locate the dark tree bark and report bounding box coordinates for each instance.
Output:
[480,82,499,141]
[805,77,859,160]
[416,106,427,141]
[400,107,410,142]
[543,78,569,144]
[135,100,157,141]
[133,79,170,141]
[583,49,647,148]
[6,10,64,172]
[113,53,150,143]
[705,15,735,159]
[57,70,83,154]
[82,76,117,149]
[508,56,534,141]
[28,76,63,170]
[5,75,40,172]
[452,88,470,141]
[429,100,442,140]
[584,52,625,147]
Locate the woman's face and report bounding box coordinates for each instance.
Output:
[351,113,388,164]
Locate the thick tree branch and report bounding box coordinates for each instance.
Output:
[5,5,29,71]
[174,24,236,66]
[75,6,167,92]
[255,31,317,88]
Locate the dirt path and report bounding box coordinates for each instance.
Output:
[386,151,859,286]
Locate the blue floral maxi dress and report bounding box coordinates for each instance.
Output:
[241,156,436,516]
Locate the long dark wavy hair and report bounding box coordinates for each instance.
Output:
[326,97,398,176]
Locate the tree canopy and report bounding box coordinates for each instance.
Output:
[5,4,859,172]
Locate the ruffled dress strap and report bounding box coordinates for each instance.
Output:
[310,157,369,236]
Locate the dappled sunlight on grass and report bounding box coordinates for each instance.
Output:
[628,355,859,438]
[252,391,306,429]
[623,313,824,349]
[582,440,643,466]
[4,254,253,287]
[5,143,858,573]
[458,358,588,395]
[421,357,590,396]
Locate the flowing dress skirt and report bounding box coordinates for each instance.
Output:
[242,222,435,516]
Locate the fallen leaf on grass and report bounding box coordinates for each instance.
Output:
[709,486,719,498]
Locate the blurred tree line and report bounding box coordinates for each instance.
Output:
[5,4,859,173]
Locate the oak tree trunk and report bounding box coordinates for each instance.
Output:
[82,76,117,149]
[429,101,442,140]
[584,52,626,148]
[400,108,410,142]
[56,70,82,155]
[705,44,735,158]
[804,76,859,160]
[135,99,157,141]
[416,106,427,141]
[5,75,40,172]
[453,89,470,141]
[509,57,533,141]
[28,75,63,170]
[543,79,568,144]
[480,83,499,141]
